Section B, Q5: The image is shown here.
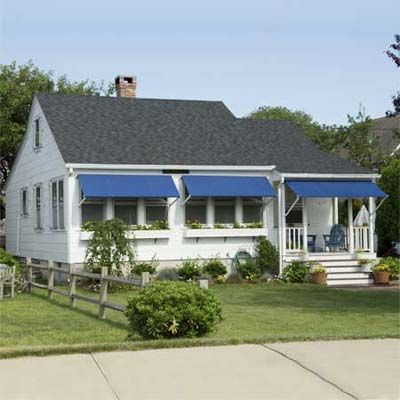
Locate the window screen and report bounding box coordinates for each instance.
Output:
[243,198,263,223]
[214,198,235,224]
[114,201,137,225]
[145,199,167,224]
[186,198,207,224]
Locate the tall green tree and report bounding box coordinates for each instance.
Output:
[376,157,400,255]
[386,34,400,116]
[248,105,344,153]
[0,61,114,192]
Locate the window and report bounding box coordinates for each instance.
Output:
[114,200,137,225]
[214,198,235,224]
[243,198,263,224]
[51,179,65,229]
[20,188,28,216]
[145,198,167,224]
[185,197,207,225]
[34,184,42,230]
[81,200,104,224]
[34,119,41,148]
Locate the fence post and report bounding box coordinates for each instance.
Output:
[99,267,108,319]
[26,257,32,292]
[10,266,16,298]
[47,260,54,299]
[141,271,150,288]
[69,265,77,308]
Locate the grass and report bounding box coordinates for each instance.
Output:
[0,283,399,358]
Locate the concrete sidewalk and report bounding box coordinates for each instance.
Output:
[0,339,398,400]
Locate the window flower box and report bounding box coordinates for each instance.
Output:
[184,228,267,239]
[79,230,171,241]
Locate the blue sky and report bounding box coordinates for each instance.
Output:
[1,0,398,125]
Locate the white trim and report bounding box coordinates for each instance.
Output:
[280,173,380,179]
[66,163,277,171]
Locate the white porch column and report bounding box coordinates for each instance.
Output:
[206,197,214,226]
[302,198,308,253]
[278,180,286,275]
[368,197,376,254]
[347,199,354,253]
[137,198,145,225]
[235,197,243,224]
[333,197,339,225]
[105,198,113,220]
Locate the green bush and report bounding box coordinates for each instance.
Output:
[237,258,261,282]
[132,258,158,276]
[384,257,400,279]
[225,271,244,284]
[202,259,227,279]
[177,259,201,281]
[156,268,179,281]
[125,281,222,339]
[255,237,279,275]
[282,261,309,283]
[0,248,20,270]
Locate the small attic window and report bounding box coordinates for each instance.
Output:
[34,118,41,149]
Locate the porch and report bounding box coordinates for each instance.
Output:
[278,178,387,285]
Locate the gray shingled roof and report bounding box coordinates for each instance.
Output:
[36,93,370,174]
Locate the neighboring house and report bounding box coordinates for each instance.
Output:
[4,76,387,286]
[370,115,400,156]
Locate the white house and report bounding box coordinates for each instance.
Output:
[5,76,387,286]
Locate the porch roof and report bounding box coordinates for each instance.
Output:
[182,175,276,197]
[286,179,386,198]
[78,174,179,198]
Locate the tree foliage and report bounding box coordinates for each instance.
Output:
[248,106,344,153]
[386,34,400,117]
[0,61,114,193]
[376,157,400,255]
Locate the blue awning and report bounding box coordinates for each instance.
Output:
[286,180,386,198]
[182,175,276,197]
[79,175,179,198]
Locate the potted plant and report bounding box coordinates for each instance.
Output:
[372,263,390,285]
[311,263,327,285]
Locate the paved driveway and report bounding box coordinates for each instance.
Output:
[0,339,398,400]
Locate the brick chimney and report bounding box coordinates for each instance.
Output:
[115,75,137,98]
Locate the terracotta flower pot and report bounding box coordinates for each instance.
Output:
[312,272,327,285]
[373,271,390,285]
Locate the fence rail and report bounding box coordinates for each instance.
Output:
[353,226,370,251]
[286,227,304,252]
[26,258,149,319]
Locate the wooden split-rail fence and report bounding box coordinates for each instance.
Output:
[26,258,150,319]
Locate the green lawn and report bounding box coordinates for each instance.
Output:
[0,283,399,358]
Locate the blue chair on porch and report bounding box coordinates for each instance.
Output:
[323,224,347,252]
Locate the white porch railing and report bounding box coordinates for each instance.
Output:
[286,227,304,252]
[353,226,370,251]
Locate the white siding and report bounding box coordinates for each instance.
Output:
[68,168,277,265]
[5,98,69,263]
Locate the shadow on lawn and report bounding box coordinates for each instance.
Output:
[218,284,399,316]
[29,291,128,331]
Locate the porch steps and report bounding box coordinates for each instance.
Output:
[322,260,372,287]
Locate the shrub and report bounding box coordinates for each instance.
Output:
[156,268,179,281]
[202,259,227,279]
[125,281,222,339]
[237,258,261,282]
[254,237,279,275]
[177,259,201,281]
[225,271,244,284]
[372,263,390,273]
[83,219,136,277]
[0,248,20,270]
[132,259,158,276]
[385,257,400,279]
[282,261,309,283]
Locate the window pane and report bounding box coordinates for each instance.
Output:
[22,190,27,215]
[214,198,235,224]
[35,120,40,147]
[243,198,263,223]
[82,203,104,224]
[115,203,137,225]
[52,206,58,229]
[186,199,206,224]
[59,205,65,229]
[145,200,167,224]
[58,180,64,203]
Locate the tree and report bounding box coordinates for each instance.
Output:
[248,106,344,153]
[0,61,114,196]
[342,108,385,171]
[386,34,400,117]
[375,157,400,255]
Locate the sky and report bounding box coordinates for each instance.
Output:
[1,0,399,125]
